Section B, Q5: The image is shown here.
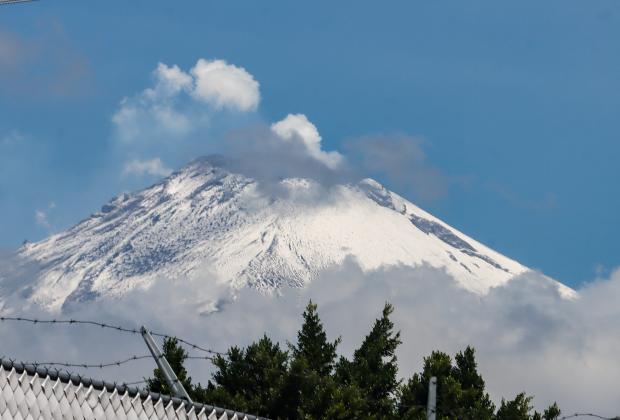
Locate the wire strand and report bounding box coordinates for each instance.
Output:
[0,316,225,355]
[150,331,225,355]
[3,354,213,370]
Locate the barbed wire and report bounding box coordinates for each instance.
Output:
[4,318,617,419]
[150,331,225,356]
[15,355,151,369]
[0,316,225,355]
[1,354,214,370]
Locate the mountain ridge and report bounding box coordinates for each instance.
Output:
[5,156,572,312]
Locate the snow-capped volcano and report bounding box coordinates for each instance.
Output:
[9,156,567,312]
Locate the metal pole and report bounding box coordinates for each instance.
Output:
[140,326,193,403]
[427,376,437,420]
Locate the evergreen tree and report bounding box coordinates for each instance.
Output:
[323,380,368,420]
[452,346,495,419]
[529,402,562,420]
[542,402,561,420]
[285,358,342,419]
[292,300,340,376]
[496,393,534,420]
[285,300,342,419]
[453,346,484,391]
[397,351,454,419]
[203,335,289,418]
[145,304,562,420]
[496,394,561,420]
[398,348,494,420]
[336,303,402,418]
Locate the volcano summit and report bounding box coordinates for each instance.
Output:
[7,157,571,312]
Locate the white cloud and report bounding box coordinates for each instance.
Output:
[149,63,193,97]
[109,60,349,182]
[112,59,260,144]
[191,59,260,111]
[111,64,193,144]
[1,258,619,414]
[111,98,192,144]
[34,201,56,229]
[34,202,56,229]
[34,210,49,228]
[271,114,343,169]
[122,158,172,178]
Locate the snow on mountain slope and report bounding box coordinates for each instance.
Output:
[11,156,567,312]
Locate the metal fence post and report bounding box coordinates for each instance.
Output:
[141,326,193,403]
[427,376,437,420]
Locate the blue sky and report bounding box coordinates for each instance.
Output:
[0,0,618,288]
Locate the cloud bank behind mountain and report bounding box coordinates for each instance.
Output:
[1,256,618,415]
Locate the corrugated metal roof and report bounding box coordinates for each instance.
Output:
[0,358,267,419]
